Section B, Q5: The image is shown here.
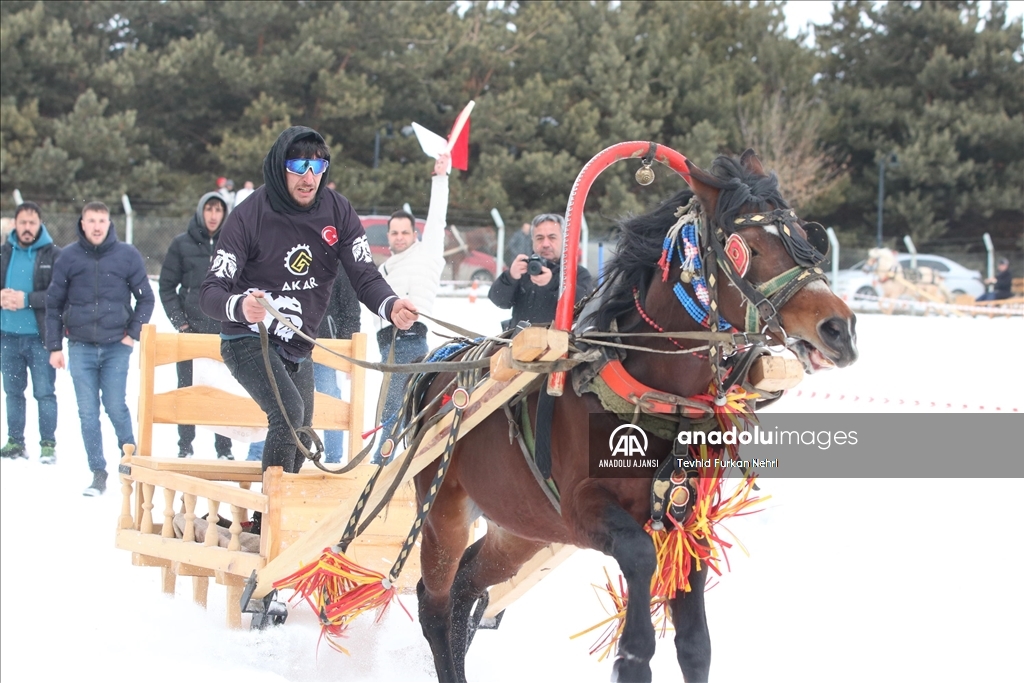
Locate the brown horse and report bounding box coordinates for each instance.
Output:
[410,151,858,682]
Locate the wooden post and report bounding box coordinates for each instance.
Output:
[260,467,283,560]
[205,501,220,548]
[141,483,155,535]
[183,494,198,543]
[217,572,246,629]
[118,448,134,530]
[162,488,176,539]
[138,324,156,456]
[228,504,244,552]
[192,577,209,608]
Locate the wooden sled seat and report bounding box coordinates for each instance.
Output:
[115,325,420,628]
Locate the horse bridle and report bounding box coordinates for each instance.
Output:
[708,208,830,339]
[681,204,830,402]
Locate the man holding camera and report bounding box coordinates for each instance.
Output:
[489,213,592,332]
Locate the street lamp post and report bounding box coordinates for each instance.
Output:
[876,152,898,248]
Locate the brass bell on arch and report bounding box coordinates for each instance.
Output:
[635,162,655,186]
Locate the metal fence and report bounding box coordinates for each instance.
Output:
[3,210,1018,282]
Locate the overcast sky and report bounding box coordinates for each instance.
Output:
[783,0,1024,41]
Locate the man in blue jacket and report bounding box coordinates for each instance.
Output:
[1,202,62,463]
[46,201,154,496]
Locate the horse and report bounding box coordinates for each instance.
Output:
[409,150,858,682]
[865,247,952,312]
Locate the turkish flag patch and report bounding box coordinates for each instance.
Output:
[321,225,338,246]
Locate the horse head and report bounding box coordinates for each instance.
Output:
[594,149,857,398]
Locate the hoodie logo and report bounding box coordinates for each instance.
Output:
[321,226,338,246]
[246,290,303,342]
[285,244,313,275]
[351,236,372,264]
[211,250,237,278]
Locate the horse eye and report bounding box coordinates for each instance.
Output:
[750,247,760,257]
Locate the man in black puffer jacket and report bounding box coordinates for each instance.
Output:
[159,192,233,459]
[46,201,154,497]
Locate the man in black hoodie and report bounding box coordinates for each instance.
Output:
[159,192,233,459]
[200,127,418,474]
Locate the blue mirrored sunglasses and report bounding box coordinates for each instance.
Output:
[284,158,330,176]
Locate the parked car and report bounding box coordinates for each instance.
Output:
[832,253,985,300]
[359,215,497,283]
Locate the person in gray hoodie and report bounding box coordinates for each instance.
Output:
[159,192,233,459]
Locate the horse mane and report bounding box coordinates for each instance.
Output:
[590,155,789,332]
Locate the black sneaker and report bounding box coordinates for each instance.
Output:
[178,448,193,458]
[217,453,235,461]
[1,439,26,459]
[83,470,108,497]
[248,511,262,536]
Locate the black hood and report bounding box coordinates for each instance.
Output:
[263,126,332,215]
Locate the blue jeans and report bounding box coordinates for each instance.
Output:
[375,330,429,461]
[313,362,345,463]
[248,365,346,464]
[68,340,135,473]
[1,333,57,445]
[247,440,264,461]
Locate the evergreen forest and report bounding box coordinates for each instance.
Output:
[1,0,1021,253]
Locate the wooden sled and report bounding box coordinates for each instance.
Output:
[115,324,421,628]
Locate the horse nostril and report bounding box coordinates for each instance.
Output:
[819,318,844,344]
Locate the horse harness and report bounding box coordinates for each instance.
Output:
[567,199,831,527]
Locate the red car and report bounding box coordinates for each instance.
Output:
[359,215,497,283]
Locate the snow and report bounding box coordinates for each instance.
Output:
[2,281,1021,682]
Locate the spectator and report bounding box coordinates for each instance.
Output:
[327,181,337,192]
[199,125,417,476]
[216,177,235,210]
[488,213,593,332]
[504,221,532,266]
[976,258,1013,301]
[246,268,360,465]
[234,180,255,207]
[46,202,154,496]
[1,202,62,463]
[373,153,450,463]
[159,192,234,459]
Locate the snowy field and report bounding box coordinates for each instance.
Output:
[1,280,1022,683]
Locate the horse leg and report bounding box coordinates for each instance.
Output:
[447,526,547,681]
[417,472,474,683]
[577,501,658,682]
[669,562,711,682]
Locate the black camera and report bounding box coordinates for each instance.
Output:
[527,254,554,276]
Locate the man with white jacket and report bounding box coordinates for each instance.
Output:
[374,153,450,462]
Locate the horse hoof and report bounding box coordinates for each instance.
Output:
[611,655,652,683]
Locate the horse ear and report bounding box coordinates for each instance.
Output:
[685,159,720,217]
[739,149,766,176]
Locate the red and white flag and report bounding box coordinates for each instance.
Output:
[411,100,474,172]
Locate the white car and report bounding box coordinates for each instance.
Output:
[831,254,986,301]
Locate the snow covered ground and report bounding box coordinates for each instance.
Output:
[1,281,1021,682]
